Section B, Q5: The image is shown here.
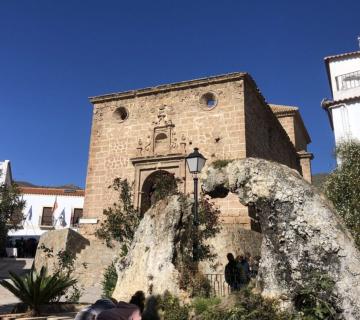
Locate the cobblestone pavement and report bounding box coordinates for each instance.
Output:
[0,258,33,314]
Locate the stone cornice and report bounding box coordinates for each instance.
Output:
[130,153,185,165]
[89,72,248,104]
[297,150,314,160]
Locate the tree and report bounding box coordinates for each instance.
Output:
[325,140,360,248]
[0,182,25,254]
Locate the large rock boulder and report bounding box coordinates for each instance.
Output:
[112,196,192,301]
[34,229,120,302]
[203,158,360,319]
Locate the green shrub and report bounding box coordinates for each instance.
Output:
[159,291,189,320]
[191,272,212,298]
[174,195,221,297]
[152,172,181,203]
[101,262,118,298]
[143,291,189,320]
[0,266,76,316]
[96,178,142,255]
[192,296,221,315]
[293,272,337,319]
[325,140,360,249]
[194,287,291,320]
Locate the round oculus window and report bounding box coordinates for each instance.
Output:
[114,107,129,121]
[200,92,218,109]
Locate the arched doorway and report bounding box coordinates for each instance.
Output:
[140,170,176,215]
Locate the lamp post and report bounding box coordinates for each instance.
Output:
[185,148,207,261]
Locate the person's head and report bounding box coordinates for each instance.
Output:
[235,255,241,262]
[239,255,244,262]
[245,252,251,260]
[129,290,146,313]
[227,253,234,262]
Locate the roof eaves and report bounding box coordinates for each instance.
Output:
[324,51,360,62]
[321,95,360,108]
[19,186,85,197]
[88,72,248,104]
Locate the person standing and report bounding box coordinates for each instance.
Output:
[235,255,248,288]
[239,254,251,284]
[225,253,238,291]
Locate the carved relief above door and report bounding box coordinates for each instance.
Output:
[135,105,188,157]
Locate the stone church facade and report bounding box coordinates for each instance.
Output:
[34,72,313,300]
[82,72,312,233]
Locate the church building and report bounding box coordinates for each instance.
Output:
[81,72,312,234]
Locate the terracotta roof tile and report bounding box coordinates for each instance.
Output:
[19,186,85,197]
[269,104,299,114]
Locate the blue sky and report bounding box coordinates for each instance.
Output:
[0,0,359,188]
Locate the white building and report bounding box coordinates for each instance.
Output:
[8,186,84,240]
[322,42,360,150]
[0,160,13,187]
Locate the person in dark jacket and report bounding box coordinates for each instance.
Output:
[235,255,248,288]
[238,254,251,284]
[225,253,239,291]
[74,298,117,320]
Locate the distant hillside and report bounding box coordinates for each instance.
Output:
[312,173,330,191]
[15,181,82,190]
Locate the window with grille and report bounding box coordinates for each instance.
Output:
[336,70,360,91]
[41,207,53,226]
[72,208,83,226]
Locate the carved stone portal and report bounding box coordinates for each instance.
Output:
[131,155,186,212]
[132,106,188,212]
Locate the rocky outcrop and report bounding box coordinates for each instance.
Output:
[34,229,120,302]
[112,196,192,302]
[203,158,360,320]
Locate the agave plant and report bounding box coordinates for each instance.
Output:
[0,266,77,316]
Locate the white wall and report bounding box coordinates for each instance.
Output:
[8,193,84,238]
[331,101,360,144]
[328,56,360,100]
[0,160,12,186]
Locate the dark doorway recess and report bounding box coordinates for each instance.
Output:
[140,170,176,215]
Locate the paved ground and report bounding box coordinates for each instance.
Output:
[0,312,78,319]
[0,258,33,314]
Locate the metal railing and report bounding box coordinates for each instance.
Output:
[205,273,231,297]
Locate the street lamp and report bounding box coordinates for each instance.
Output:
[185,148,207,261]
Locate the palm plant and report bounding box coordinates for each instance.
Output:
[0,266,76,316]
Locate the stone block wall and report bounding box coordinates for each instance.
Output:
[82,73,312,232]
[200,225,262,274]
[244,81,300,171]
[277,116,296,146]
[83,74,249,225]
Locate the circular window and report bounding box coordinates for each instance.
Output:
[114,107,129,121]
[200,92,218,110]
